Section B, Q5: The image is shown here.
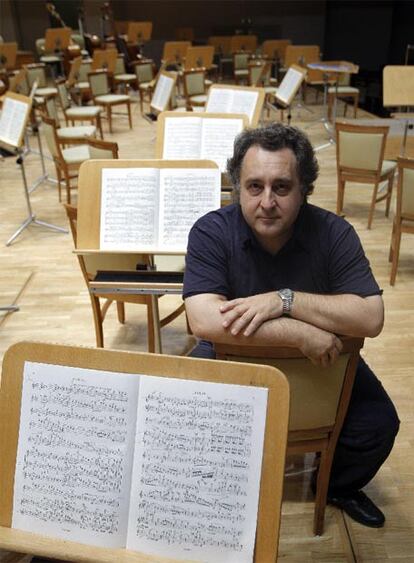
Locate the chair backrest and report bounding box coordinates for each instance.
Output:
[35,38,46,56]
[71,33,85,50]
[88,70,109,96]
[78,60,92,82]
[285,45,320,68]
[25,63,47,88]
[8,68,28,94]
[56,78,71,110]
[396,156,414,219]
[87,138,119,159]
[183,69,205,97]
[248,61,271,87]
[335,121,389,174]
[66,56,82,87]
[133,60,155,84]
[115,55,126,75]
[44,96,60,125]
[41,114,63,161]
[233,51,250,70]
[215,337,364,435]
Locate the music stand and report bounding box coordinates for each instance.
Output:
[206,84,265,126]
[230,35,257,53]
[91,48,118,73]
[0,43,18,71]
[162,41,191,66]
[0,92,67,246]
[145,70,177,122]
[266,64,307,125]
[184,46,214,70]
[383,65,414,156]
[127,21,152,43]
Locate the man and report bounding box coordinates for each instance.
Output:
[183,123,399,528]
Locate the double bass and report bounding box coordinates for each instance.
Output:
[45,2,81,74]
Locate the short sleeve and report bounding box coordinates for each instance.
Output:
[183,213,231,299]
[327,220,381,296]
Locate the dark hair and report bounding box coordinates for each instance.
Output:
[227,122,319,197]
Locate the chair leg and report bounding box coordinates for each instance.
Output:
[368,182,380,229]
[90,295,104,347]
[353,93,359,118]
[385,172,395,217]
[146,296,156,353]
[97,114,104,139]
[313,449,331,536]
[107,105,112,134]
[388,220,396,262]
[327,93,333,121]
[116,301,126,324]
[390,222,402,286]
[127,100,132,129]
[336,178,345,216]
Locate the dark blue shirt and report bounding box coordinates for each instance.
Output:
[183,202,381,299]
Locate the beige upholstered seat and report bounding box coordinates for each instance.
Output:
[35,38,61,64]
[328,73,359,120]
[44,96,96,144]
[56,78,103,139]
[215,336,364,536]
[24,63,57,101]
[335,121,396,229]
[132,60,156,113]
[182,68,208,110]
[41,114,117,203]
[389,156,414,284]
[114,55,136,92]
[233,51,251,84]
[88,70,132,133]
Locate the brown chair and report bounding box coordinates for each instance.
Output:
[88,70,132,133]
[215,336,364,536]
[328,73,359,121]
[42,114,118,203]
[43,96,97,144]
[182,68,208,110]
[56,78,103,139]
[335,121,397,229]
[233,51,251,84]
[389,156,414,285]
[131,59,156,113]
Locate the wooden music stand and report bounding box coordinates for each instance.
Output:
[208,36,232,56]
[162,41,191,65]
[149,70,177,115]
[0,340,289,563]
[0,92,67,246]
[44,27,72,52]
[206,84,265,126]
[91,48,118,73]
[230,35,257,53]
[127,21,153,43]
[268,64,307,124]
[183,46,214,70]
[261,39,291,63]
[383,65,414,156]
[0,42,18,70]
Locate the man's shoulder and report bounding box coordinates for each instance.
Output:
[304,203,353,234]
[192,203,240,233]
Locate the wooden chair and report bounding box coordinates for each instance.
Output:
[41,115,117,203]
[88,70,132,133]
[113,54,137,92]
[182,68,208,110]
[43,96,97,144]
[328,73,359,121]
[215,336,364,536]
[131,59,156,113]
[389,156,414,285]
[24,63,57,100]
[56,78,103,139]
[233,51,251,84]
[335,121,396,229]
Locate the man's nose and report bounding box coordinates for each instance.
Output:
[260,187,276,209]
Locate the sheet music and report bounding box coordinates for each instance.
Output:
[206,88,233,114]
[151,74,175,112]
[230,91,259,123]
[200,118,244,172]
[206,88,258,123]
[158,168,220,250]
[12,362,140,548]
[100,167,159,250]
[276,67,304,106]
[0,96,28,148]
[126,376,268,563]
[162,117,202,159]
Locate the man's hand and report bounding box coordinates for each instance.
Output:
[299,325,343,367]
[220,292,283,336]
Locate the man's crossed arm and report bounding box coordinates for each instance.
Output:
[185,291,384,367]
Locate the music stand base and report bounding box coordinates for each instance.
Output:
[0,306,19,313]
[6,214,68,247]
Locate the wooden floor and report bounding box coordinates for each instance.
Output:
[0,91,413,562]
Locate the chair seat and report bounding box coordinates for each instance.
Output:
[57,125,96,140]
[114,73,136,82]
[62,144,90,164]
[264,86,278,95]
[40,55,61,63]
[382,160,397,175]
[66,106,102,118]
[36,87,58,97]
[189,94,207,104]
[205,79,213,87]
[95,94,130,104]
[139,82,152,91]
[234,69,248,76]
[328,86,359,94]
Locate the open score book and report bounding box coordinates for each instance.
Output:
[12,361,268,563]
[99,166,221,251]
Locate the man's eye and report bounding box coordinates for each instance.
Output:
[248,183,262,194]
[274,184,290,195]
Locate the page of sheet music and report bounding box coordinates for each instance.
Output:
[205,88,233,114]
[126,376,268,563]
[276,67,303,106]
[230,91,259,123]
[12,362,140,548]
[100,167,159,250]
[158,167,220,250]
[162,117,202,160]
[151,74,174,112]
[0,97,28,148]
[200,118,244,172]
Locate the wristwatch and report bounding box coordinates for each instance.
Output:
[277,288,294,316]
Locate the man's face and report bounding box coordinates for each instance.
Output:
[239,145,304,253]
